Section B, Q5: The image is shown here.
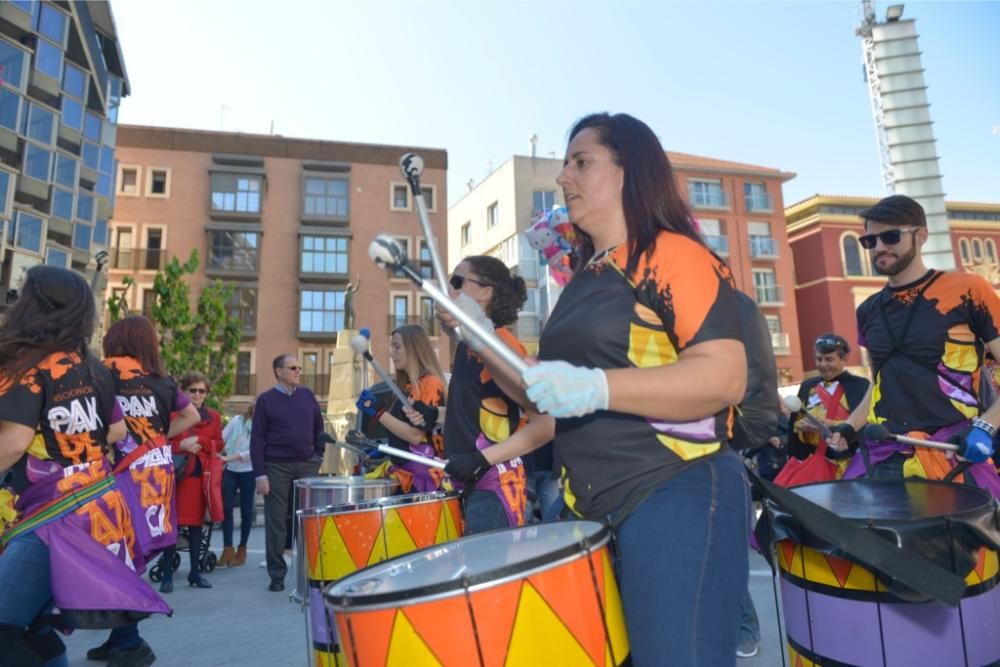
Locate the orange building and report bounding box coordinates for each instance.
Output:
[107,125,448,408]
[787,195,1000,377]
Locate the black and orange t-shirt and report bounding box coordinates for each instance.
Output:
[0,352,118,476]
[104,356,187,446]
[386,373,447,455]
[858,269,1000,433]
[538,230,742,519]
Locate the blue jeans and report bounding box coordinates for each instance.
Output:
[615,454,749,667]
[739,588,761,643]
[527,470,563,523]
[0,533,68,666]
[222,469,256,547]
[462,490,509,534]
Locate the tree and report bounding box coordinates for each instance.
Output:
[108,250,241,410]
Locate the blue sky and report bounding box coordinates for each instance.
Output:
[112,0,999,208]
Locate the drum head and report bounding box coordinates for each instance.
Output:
[301,490,459,518]
[294,476,399,491]
[325,520,609,610]
[789,478,992,521]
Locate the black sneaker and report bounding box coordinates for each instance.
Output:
[108,639,156,667]
[86,638,113,661]
[268,579,285,592]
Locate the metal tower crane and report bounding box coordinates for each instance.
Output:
[856,0,895,194]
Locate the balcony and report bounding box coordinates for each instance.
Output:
[755,284,784,306]
[749,236,779,259]
[301,374,330,396]
[233,374,257,396]
[771,332,791,355]
[688,190,729,210]
[110,247,168,272]
[745,192,774,212]
[704,235,729,256]
[386,315,441,337]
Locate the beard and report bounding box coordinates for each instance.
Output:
[873,245,917,276]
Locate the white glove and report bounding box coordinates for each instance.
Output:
[451,292,494,352]
[523,361,609,418]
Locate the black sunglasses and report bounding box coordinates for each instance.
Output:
[283,365,302,371]
[187,387,208,394]
[449,274,489,290]
[858,227,918,250]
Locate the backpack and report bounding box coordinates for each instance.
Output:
[730,290,781,453]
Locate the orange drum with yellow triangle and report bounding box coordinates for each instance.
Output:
[324,520,630,667]
[300,491,463,666]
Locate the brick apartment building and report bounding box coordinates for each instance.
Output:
[108,125,448,408]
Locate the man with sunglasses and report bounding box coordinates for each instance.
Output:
[250,354,325,592]
[788,334,870,463]
[829,195,1000,491]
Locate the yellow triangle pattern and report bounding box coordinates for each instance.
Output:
[942,340,978,373]
[626,323,677,369]
[787,643,817,667]
[382,508,418,558]
[385,610,442,667]
[441,501,460,541]
[778,541,804,578]
[505,582,596,666]
[949,398,978,420]
[479,408,510,442]
[655,434,720,461]
[316,515,353,581]
[602,551,630,665]
[366,524,389,567]
[313,649,345,667]
[966,548,1000,585]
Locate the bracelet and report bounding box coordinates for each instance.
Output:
[972,417,997,437]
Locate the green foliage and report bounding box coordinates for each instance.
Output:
[118,250,241,410]
[106,275,134,323]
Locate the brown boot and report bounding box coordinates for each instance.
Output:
[231,545,247,566]
[217,546,234,567]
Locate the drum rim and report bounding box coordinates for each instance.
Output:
[324,520,611,610]
[294,476,401,489]
[296,490,460,518]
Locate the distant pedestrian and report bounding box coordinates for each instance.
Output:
[219,402,256,567]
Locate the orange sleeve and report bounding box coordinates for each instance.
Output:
[479,327,527,384]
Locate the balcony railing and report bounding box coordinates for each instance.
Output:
[688,189,729,209]
[745,192,774,212]
[111,247,168,271]
[301,374,330,396]
[704,235,729,256]
[386,315,441,336]
[233,373,257,396]
[771,332,791,355]
[755,284,784,306]
[749,236,779,259]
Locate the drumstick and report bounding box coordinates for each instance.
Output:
[783,396,834,439]
[377,443,447,470]
[863,423,960,453]
[349,330,412,407]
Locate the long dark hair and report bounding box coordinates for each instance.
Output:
[0,265,96,385]
[462,255,527,327]
[104,315,165,376]
[567,113,704,274]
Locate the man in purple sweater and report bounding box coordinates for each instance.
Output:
[252,354,324,592]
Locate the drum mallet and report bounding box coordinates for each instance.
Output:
[345,429,446,470]
[783,395,834,440]
[349,328,412,407]
[863,423,960,453]
[368,234,529,376]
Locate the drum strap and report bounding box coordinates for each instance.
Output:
[748,467,967,607]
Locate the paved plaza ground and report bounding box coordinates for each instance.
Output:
[64,525,786,667]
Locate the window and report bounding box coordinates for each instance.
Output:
[0,169,11,218]
[211,174,261,214]
[61,62,86,99]
[45,247,68,268]
[421,185,435,212]
[13,211,43,253]
[60,96,82,131]
[0,38,28,90]
[235,351,253,395]
[33,38,62,80]
[842,233,867,277]
[0,89,21,131]
[417,239,433,279]
[93,219,107,246]
[24,102,54,145]
[487,202,499,229]
[208,230,259,272]
[148,168,169,197]
[72,223,91,251]
[752,269,782,304]
[51,187,73,220]
[300,289,345,334]
[688,179,727,208]
[54,154,76,188]
[392,237,410,279]
[532,190,556,216]
[698,218,728,255]
[391,183,409,210]
[419,296,435,335]
[301,235,348,274]
[959,238,971,265]
[461,222,470,247]
[227,287,258,331]
[744,182,773,212]
[76,192,95,223]
[113,227,133,269]
[764,315,781,335]
[973,239,984,263]
[23,144,51,181]
[37,4,68,46]
[391,294,409,330]
[81,141,99,170]
[144,228,164,270]
[142,288,156,320]
[303,177,348,218]
[987,240,998,264]
[518,287,540,337]
[118,166,139,195]
[749,221,777,257]
[82,112,100,143]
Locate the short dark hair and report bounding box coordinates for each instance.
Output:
[179,371,210,391]
[859,195,926,228]
[461,255,527,327]
[104,316,165,376]
[272,354,292,377]
[815,333,850,357]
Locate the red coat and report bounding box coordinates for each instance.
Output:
[170,408,224,526]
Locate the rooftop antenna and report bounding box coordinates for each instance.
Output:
[529,133,538,158]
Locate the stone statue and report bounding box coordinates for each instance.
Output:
[343,275,360,330]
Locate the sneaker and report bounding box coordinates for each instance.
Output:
[108,639,156,667]
[86,638,113,661]
[268,579,285,592]
[736,640,759,658]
